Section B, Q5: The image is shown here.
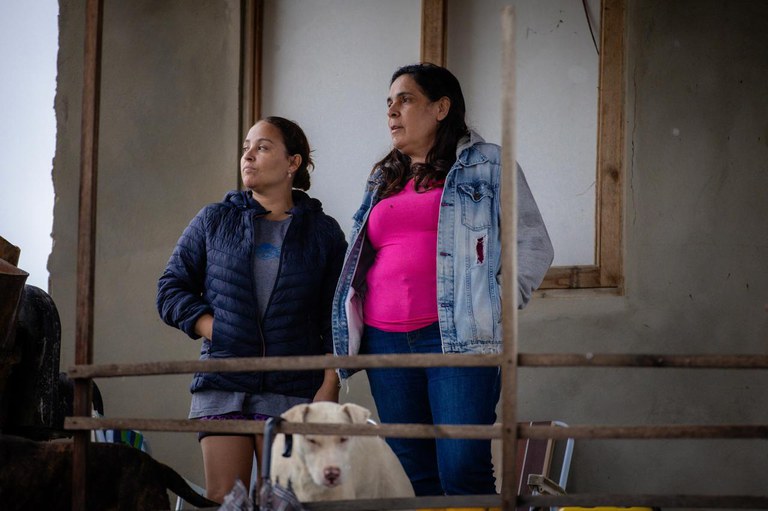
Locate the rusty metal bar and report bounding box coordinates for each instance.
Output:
[522,493,768,509]
[73,0,103,509]
[301,495,500,511]
[519,353,768,368]
[67,352,768,380]
[521,423,768,440]
[65,417,499,439]
[67,353,502,378]
[65,417,768,440]
[302,494,500,511]
[500,6,519,511]
[298,493,768,511]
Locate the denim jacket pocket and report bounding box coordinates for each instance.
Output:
[457,180,494,230]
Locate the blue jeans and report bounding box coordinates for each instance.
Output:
[361,322,500,496]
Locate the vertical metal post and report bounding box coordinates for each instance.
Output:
[73,0,103,508]
[500,7,519,510]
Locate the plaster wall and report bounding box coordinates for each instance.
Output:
[52,0,242,486]
[448,0,600,266]
[518,0,768,497]
[50,0,768,501]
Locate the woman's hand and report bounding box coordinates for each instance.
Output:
[313,368,340,403]
[194,314,214,340]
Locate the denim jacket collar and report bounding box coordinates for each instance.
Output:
[456,130,488,166]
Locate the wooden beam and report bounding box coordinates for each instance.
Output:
[239,0,263,189]
[240,0,262,132]
[500,7,519,510]
[420,0,446,65]
[518,353,768,369]
[66,353,768,380]
[73,0,103,508]
[68,353,504,378]
[595,0,625,288]
[66,417,768,440]
[539,0,626,291]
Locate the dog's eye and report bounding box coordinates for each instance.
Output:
[307,438,319,445]
[339,437,349,444]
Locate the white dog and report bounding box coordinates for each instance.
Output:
[270,402,415,502]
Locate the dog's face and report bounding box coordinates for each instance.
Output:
[281,402,371,489]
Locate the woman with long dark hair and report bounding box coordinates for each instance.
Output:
[332,63,553,495]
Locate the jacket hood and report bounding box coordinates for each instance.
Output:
[456,129,486,158]
[223,189,324,216]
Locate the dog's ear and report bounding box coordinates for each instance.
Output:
[341,403,371,424]
[281,403,309,423]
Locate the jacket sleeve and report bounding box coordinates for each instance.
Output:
[515,163,554,308]
[156,207,213,339]
[319,220,348,354]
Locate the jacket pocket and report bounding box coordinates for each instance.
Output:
[457,180,494,230]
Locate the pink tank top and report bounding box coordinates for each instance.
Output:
[364,178,442,332]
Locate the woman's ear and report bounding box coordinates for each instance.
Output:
[436,96,451,122]
[288,154,302,173]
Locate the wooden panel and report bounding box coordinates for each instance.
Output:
[595,0,625,289]
[538,0,626,291]
[420,0,446,65]
[541,265,602,289]
[73,0,103,508]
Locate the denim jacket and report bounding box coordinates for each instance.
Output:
[331,131,553,380]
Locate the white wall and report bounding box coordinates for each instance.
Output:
[0,1,58,290]
[448,0,600,266]
[261,0,421,236]
[260,0,422,414]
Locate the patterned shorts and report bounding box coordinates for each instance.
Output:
[197,411,272,441]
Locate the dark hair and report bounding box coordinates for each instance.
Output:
[375,63,469,198]
[263,116,313,191]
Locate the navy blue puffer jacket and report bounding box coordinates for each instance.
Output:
[157,190,347,398]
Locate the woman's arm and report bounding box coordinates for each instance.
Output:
[313,367,340,403]
[514,164,554,308]
[157,207,214,338]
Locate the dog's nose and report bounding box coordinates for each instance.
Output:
[323,466,341,486]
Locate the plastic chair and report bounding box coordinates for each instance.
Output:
[516,420,574,511]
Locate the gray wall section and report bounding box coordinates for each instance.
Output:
[50,0,768,500]
[52,0,241,486]
[517,0,768,497]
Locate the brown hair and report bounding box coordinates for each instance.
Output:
[374,63,469,199]
[263,116,314,191]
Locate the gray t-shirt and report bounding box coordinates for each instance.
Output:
[190,215,302,419]
[253,216,292,319]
